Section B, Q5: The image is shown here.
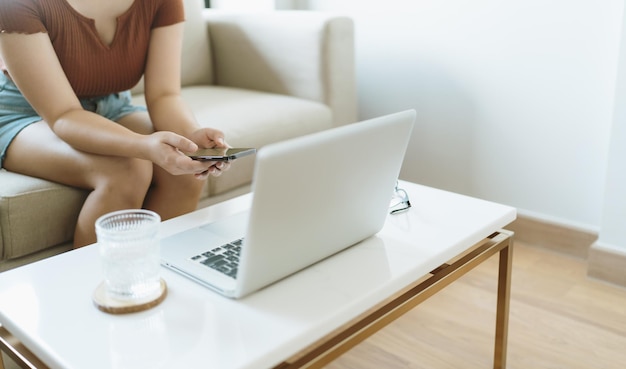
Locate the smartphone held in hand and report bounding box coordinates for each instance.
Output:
[186,148,256,161]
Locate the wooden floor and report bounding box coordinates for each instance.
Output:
[326,241,626,369]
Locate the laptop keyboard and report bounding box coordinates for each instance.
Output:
[190,238,243,279]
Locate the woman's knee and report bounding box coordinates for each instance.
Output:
[95,157,153,201]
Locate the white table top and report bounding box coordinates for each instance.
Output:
[0,181,515,369]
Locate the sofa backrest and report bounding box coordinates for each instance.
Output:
[132,0,213,95]
[180,0,214,86]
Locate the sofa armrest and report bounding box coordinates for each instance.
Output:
[204,10,357,126]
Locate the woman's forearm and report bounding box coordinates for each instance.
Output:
[51,108,150,160]
[146,93,200,139]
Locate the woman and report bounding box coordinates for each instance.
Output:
[0,0,229,247]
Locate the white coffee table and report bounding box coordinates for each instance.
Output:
[0,181,516,369]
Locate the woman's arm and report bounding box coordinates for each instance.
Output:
[143,23,226,149]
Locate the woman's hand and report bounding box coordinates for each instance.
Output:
[143,131,229,179]
[189,127,228,149]
[188,127,232,179]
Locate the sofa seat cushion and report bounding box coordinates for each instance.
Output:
[133,85,334,196]
[0,170,87,260]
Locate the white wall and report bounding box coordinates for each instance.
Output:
[596,2,626,253]
[211,0,298,10]
[291,0,623,233]
[211,0,275,10]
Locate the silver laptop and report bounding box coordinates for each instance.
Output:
[160,109,416,298]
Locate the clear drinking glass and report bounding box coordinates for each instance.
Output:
[95,209,162,301]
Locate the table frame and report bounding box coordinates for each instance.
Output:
[275,230,514,369]
[1,230,513,369]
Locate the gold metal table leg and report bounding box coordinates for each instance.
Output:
[494,234,513,369]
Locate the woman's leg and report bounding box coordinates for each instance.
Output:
[3,121,153,247]
[144,164,206,220]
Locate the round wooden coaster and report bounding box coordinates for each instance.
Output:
[93,279,167,314]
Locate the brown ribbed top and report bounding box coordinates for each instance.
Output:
[0,0,184,97]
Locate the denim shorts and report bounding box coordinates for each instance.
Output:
[0,73,147,168]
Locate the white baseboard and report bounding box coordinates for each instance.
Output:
[588,241,626,287]
[506,214,598,259]
[505,214,626,288]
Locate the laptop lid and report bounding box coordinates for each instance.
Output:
[234,109,416,297]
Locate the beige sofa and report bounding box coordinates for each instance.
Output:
[0,0,356,271]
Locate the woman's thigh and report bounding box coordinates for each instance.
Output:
[116,110,153,135]
[3,121,148,190]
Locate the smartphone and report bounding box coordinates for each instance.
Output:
[186,147,256,161]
